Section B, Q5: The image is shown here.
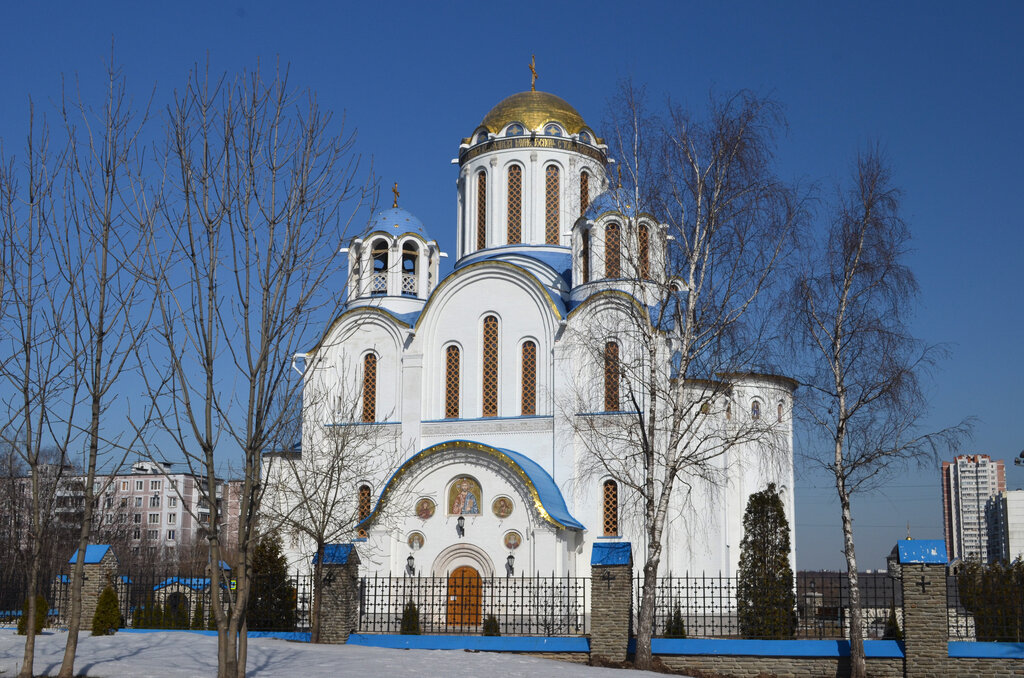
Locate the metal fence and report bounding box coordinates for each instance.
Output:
[635,571,902,640]
[0,570,312,632]
[947,573,1024,642]
[358,573,589,636]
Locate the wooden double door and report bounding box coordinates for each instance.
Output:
[446,565,481,626]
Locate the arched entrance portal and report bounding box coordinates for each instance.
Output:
[447,565,481,627]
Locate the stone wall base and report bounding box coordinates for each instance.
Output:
[657,655,905,678]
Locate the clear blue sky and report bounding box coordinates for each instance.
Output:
[2,1,1021,569]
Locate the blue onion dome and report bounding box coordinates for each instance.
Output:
[363,207,429,239]
[584,188,646,220]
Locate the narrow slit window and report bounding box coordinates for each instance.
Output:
[521,341,537,416]
[507,165,522,244]
[445,346,460,419]
[362,353,377,423]
[581,230,590,283]
[638,223,650,279]
[476,171,487,250]
[482,316,499,417]
[604,341,620,412]
[580,171,590,216]
[603,480,619,536]
[605,223,621,278]
[357,484,371,538]
[545,165,560,244]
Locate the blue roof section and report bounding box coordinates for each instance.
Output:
[362,207,429,239]
[491,445,585,530]
[592,542,632,566]
[365,440,585,531]
[584,189,653,220]
[154,577,214,591]
[69,544,111,564]
[456,250,573,288]
[896,539,947,564]
[312,543,356,565]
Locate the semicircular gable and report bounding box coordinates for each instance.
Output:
[307,306,410,358]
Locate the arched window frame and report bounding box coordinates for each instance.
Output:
[481,315,499,418]
[605,222,621,279]
[580,170,590,217]
[778,401,784,422]
[751,400,761,420]
[603,340,620,412]
[443,343,461,419]
[476,170,487,250]
[362,352,378,423]
[638,222,650,279]
[356,484,372,538]
[370,238,389,296]
[507,164,523,244]
[544,163,560,245]
[602,479,619,536]
[400,240,419,297]
[520,338,538,416]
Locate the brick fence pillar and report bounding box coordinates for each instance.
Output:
[70,545,118,629]
[590,542,632,663]
[317,544,361,643]
[888,539,948,678]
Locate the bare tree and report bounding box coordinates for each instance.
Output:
[790,149,969,678]
[262,364,403,642]
[147,63,370,677]
[53,57,156,678]
[0,105,83,678]
[567,83,801,669]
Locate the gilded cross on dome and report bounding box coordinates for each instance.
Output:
[392,182,399,208]
[529,55,538,91]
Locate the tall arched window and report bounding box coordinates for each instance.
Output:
[545,165,560,244]
[751,400,761,420]
[482,316,499,417]
[445,345,460,419]
[778,401,784,422]
[605,223,621,278]
[371,239,389,295]
[604,341,620,412]
[476,171,487,250]
[362,353,377,423]
[581,229,591,284]
[602,480,619,536]
[507,165,522,244]
[357,484,371,538]
[638,223,650,279]
[580,171,590,217]
[401,242,418,297]
[521,341,537,416]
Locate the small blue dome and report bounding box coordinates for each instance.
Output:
[363,207,429,239]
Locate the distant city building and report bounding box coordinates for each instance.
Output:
[92,460,243,560]
[988,489,1024,563]
[941,454,1005,563]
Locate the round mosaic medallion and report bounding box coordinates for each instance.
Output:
[407,532,425,551]
[415,497,435,520]
[504,531,522,550]
[492,496,514,519]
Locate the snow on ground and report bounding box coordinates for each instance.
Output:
[0,630,676,678]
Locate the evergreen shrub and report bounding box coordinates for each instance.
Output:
[482,614,500,636]
[16,595,48,635]
[400,600,420,635]
[92,586,121,635]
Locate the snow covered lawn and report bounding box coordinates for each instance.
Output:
[0,630,672,677]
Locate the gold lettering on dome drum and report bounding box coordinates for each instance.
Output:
[460,137,605,165]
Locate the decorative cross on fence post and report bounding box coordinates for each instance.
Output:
[916,575,931,594]
[600,569,617,591]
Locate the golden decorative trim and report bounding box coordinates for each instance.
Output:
[370,440,573,530]
[460,136,605,165]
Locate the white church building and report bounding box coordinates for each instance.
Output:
[269,85,796,582]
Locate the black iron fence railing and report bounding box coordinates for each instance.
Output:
[0,570,312,633]
[358,573,589,636]
[947,573,1024,642]
[634,572,902,640]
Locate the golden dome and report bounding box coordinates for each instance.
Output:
[479,90,589,135]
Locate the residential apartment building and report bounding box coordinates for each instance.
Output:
[941,454,1005,563]
[91,461,242,561]
[988,489,1024,563]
